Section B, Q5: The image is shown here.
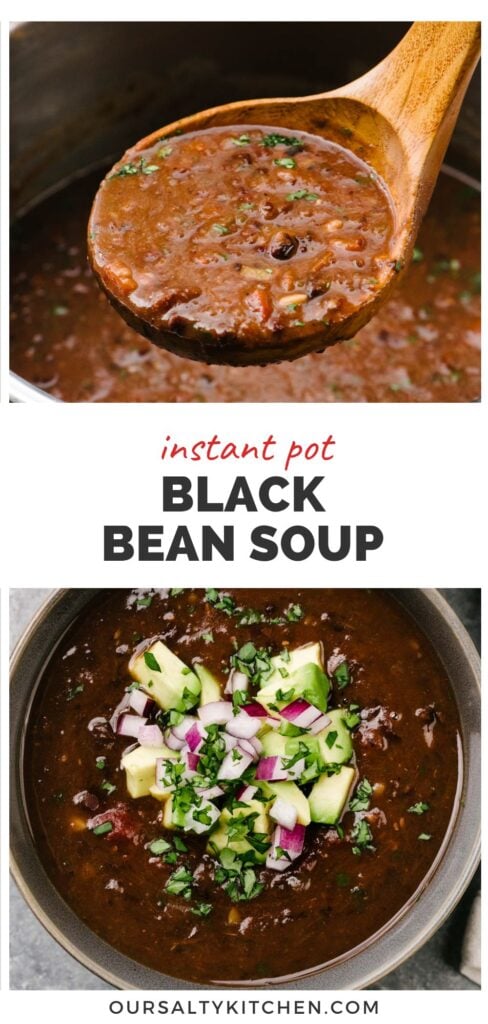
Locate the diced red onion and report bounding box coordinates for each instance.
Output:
[276,822,306,857]
[73,790,99,812]
[266,822,306,870]
[226,669,249,696]
[172,715,198,740]
[198,701,234,726]
[270,797,298,831]
[221,732,238,752]
[264,716,282,729]
[138,723,164,747]
[236,784,258,801]
[255,756,289,782]
[128,689,157,718]
[197,785,224,800]
[226,712,261,740]
[217,747,253,781]
[266,852,289,872]
[237,737,260,762]
[280,698,322,729]
[242,702,269,718]
[248,735,263,756]
[165,729,185,751]
[109,693,130,733]
[185,751,201,773]
[308,713,332,735]
[185,721,205,752]
[116,713,147,739]
[87,715,108,732]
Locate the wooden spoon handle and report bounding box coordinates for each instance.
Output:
[341,21,480,176]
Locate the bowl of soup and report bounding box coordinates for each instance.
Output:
[10,22,480,402]
[10,588,480,988]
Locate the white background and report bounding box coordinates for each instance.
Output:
[1,1,486,1020]
[0,403,483,586]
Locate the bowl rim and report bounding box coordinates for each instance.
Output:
[10,587,481,990]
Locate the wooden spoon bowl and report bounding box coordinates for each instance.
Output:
[88,21,480,367]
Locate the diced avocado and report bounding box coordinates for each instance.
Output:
[316,709,353,765]
[122,744,178,799]
[130,639,200,711]
[259,781,311,825]
[206,798,271,863]
[268,642,325,684]
[309,765,356,825]
[194,663,222,704]
[260,730,288,757]
[257,661,330,716]
[149,783,172,803]
[162,796,176,829]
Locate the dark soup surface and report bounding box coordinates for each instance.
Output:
[88,125,395,362]
[11,169,480,401]
[25,588,461,985]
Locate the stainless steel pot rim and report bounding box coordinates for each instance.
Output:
[10,588,481,990]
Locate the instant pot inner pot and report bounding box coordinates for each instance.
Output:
[11,21,480,214]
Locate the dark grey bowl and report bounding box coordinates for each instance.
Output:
[10,588,480,989]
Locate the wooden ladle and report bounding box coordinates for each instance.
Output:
[89,21,480,366]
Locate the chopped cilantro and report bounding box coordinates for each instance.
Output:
[144,650,161,673]
[285,603,304,622]
[109,158,159,179]
[408,801,430,815]
[66,684,84,702]
[260,133,301,148]
[205,589,236,615]
[351,818,375,856]
[344,703,361,729]
[334,662,350,689]
[286,190,318,202]
[274,157,296,169]
[149,838,172,856]
[92,821,113,837]
[100,780,116,796]
[191,901,213,917]
[173,836,188,853]
[349,778,373,813]
[165,866,194,899]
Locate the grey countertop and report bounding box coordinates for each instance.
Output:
[9,588,481,991]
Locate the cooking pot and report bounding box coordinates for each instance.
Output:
[10,21,480,402]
